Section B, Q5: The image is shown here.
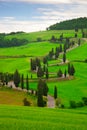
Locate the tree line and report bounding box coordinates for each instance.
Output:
[0,34,28,48]
[47,17,87,30]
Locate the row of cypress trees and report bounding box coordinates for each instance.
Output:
[13,70,29,90]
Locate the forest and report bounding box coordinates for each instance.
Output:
[48,17,87,30]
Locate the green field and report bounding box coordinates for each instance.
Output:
[0,30,87,107]
[0,105,87,130]
[6,30,82,42]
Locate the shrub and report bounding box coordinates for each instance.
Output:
[37,37,42,42]
[61,104,65,109]
[85,59,87,63]
[70,100,77,108]
[82,97,87,105]
[57,69,63,77]
[43,96,47,107]
[77,101,84,107]
[55,98,61,107]
[23,98,30,106]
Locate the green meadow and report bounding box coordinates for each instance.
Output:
[0,29,87,129]
[0,105,87,130]
[0,30,87,107]
[6,30,82,41]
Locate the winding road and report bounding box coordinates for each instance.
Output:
[47,95,55,108]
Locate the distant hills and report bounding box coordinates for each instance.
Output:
[47,17,87,30]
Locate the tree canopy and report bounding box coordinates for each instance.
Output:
[47,17,87,30]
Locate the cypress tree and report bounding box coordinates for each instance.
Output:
[43,65,46,72]
[54,86,57,99]
[46,68,49,79]
[68,63,71,75]
[43,57,47,64]
[21,74,24,89]
[13,70,20,87]
[70,64,75,76]
[59,44,62,52]
[43,81,49,96]
[57,69,63,77]
[26,75,29,91]
[37,79,44,107]
[75,33,77,38]
[64,69,67,78]
[37,67,44,78]
[64,44,67,53]
[5,73,9,85]
[36,58,41,68]
[63,53,66,63]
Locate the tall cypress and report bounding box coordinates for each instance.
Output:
[54,86,57,99]
[70,64,75,76]
[64,69,67,78]
[37,79,44,107]
[26,75,29,91]
[63,53,66,63]
[13,69,20,87]
[46,68,49,79]
[21,74,24,89]
[68,63,71,75]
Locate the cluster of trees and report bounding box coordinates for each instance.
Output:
[30,58,41,71]
[70,97,87,108]
[48,37,77,60]
[30,56,75,79]
[30,58,49,79]
[0,72,13,85]
[8,31,24,35]
[57,63,75,78]
[82,30,87,38]
[13,70,29,90]
[37,79,48,107]
[54,86,58,99]
[50,33,64,43]
[47,17,87,30]
[68,63,75,76]
[48,47,60,60]
[48,47,67,63]
[0,34,28,47]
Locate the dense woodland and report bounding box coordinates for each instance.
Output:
[0,33,27,47]
[47,17,87,30]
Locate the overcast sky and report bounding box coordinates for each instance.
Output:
[0,0,87,33]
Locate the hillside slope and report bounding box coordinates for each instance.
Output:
[48,17,87,30]
[0,105,87,130]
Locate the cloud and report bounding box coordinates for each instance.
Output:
[0,0,71,4]
[0,0,87,33]
[19,0,72,4]
[0,0,87,4]
[34,3,87,21]
[0,17,56,33]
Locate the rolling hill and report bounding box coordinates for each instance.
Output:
[48,17,87,30]
[0,28,87,129]
[0,105,87,130]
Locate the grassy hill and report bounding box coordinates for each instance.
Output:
[48,17,87,30]
[0,105,87,130]
[0,29,87,129]
[6,30,82,42]
[0,86,36,106]
[0,30,87,107]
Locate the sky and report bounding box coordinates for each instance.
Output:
[0,0,87,33]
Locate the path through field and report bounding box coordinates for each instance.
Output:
[47,95,55,108]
